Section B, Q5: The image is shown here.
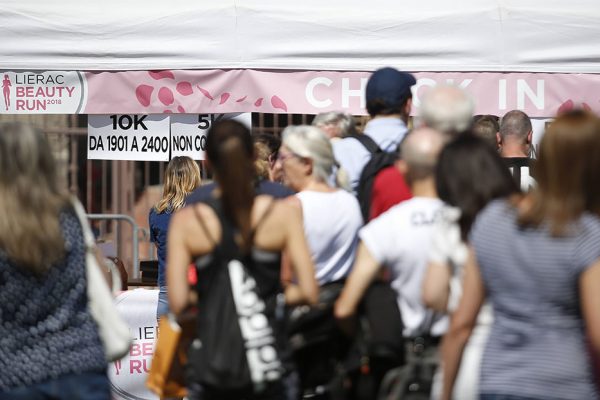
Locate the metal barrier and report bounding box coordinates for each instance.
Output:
[87,213,142,279]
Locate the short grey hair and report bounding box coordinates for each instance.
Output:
[499,110,532,142]
[420,84,474,135]
[312,112,357,138]
[282,125,349,189]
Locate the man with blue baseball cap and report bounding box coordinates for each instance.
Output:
[333,67,416,194]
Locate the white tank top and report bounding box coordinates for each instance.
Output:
[296,190,363,285]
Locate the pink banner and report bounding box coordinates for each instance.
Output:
[2,69,599,117]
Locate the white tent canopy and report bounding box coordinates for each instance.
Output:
[2,0,600,73]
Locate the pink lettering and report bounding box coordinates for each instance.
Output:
[16,87,25,97]
[130,359,142,374]
[142,342,153,356]
[130,343,141,357]
[15,99,45,110]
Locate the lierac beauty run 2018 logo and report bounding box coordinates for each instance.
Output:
[1,71,87,114]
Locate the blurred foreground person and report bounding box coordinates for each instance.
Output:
[0,123,109,399]
[422,134,518,399]
[167,120,318,400]
[335,127,448,398]
[149,156,201,319]
[442,110,600,400]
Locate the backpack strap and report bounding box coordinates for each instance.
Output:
[346,133,381,154]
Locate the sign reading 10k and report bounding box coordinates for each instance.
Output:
[88,113,251,161]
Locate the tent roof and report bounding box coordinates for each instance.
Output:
[2,0,600,73]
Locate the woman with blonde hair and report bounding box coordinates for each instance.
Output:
[149,156,201,319]
[441,110,600,400]
[0,122,109,399]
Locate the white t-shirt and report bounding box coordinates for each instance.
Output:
[359,197,448,337]
[296,190,363,285]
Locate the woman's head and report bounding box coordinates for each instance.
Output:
[280,125,348,190]
[521,110,600,234]
[0,122,69,273]
[436,133,518,239]
[205,120,256,251]
[254,133,284,182]
[155,156,201,213]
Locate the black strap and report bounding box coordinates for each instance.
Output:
[249,197,276,243]
[346,133,381,154]
[192,204,217,247]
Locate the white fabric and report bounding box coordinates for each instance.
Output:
[427,205,492,400]
[1,0,600,72]
[296,190,362,285]
[428,206,468,311]
[359,197,448,337]
[72,197,132,362]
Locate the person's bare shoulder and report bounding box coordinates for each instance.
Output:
[171,203,221,253]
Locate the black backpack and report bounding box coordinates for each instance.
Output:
[347,134,400,221]
[186,199,286,393]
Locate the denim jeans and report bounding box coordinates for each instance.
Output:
[0,371,110,400]
[157,285,169,320]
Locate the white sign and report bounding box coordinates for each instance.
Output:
[109,289,159,400]
[170,113,252,160]
[88,115,170,161]
[0,70,87,114]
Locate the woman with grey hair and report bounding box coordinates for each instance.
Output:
[278,125,362,285]
[312,111,357,141]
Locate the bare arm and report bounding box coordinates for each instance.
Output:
[166,210,194,315]
[422,261,451,312]
[581,259,600,353]
[334,241,381,319]
[441,247,484,400]
[283,203,318,305]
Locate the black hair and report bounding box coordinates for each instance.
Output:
[436,133,518,240]
[253,132,282,157]
[366,95,412,118]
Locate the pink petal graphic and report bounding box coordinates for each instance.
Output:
[236,95,248,103]
[135,84,154,107]
[254,97,264,107]
[557,99,574,115]
[582,102,592,111]
[158,87,174,106]
[176,81,193,96]
[177,105,186,113]
[197,86,214,100]
[163,109,173,113]
[271,95,288,112]
[219,93,231,105]
[149,70,175,80]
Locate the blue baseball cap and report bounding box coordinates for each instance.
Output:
[366,67,416,108]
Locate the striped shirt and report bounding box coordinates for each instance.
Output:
[470,200,600,399]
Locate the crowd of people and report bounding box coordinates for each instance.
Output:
[1,65,599,400]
